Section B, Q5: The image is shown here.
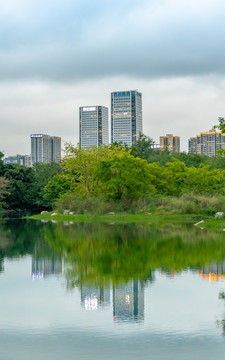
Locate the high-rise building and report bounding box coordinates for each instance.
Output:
[111,90,142,146]
[52,136,62,162]
[160,134,180,153]
[31,134,61,166]
[79,106,109,148]
[188,130,225,157]
[188,137,197,154]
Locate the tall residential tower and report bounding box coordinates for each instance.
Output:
[79,106,109,148]
[31,134,61,166]
[188,130,225,157]
[111,90,142,146]
[160,134,180,153]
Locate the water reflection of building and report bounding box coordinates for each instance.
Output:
[0,258,4,273]
[32,257,63,280]
[81,286,110,311]
[199,262,225,282]
[113,280,144,323]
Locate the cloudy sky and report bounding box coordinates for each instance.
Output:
[0,0,225,155]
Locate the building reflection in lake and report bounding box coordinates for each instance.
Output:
[0,257,4,273]
[32,257,63,280]
[113,280,144,323]
[199,261,225,282]
[81,286,110,311]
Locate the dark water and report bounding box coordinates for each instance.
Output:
[1,219,225,359]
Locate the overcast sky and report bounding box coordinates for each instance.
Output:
[1,0,225,156]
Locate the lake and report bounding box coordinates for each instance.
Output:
[0,219,225,359]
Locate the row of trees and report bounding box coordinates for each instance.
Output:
[0,152,61,212]
[1,125,225,212]
[43,144,225,207]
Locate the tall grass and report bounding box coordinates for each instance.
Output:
[56,192,225,216]
[155,194,225,216]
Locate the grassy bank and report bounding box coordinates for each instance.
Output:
[31,212,208,226]
[30,193,225,231]
[196,218,225,232]
[31,212,225,232]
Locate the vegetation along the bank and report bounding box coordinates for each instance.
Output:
[2,121,225,221]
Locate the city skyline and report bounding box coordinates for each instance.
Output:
[1,0,225,156]
[2,109,224,159]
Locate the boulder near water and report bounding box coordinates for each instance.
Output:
[215,212,224,219]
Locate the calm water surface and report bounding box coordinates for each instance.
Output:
[0,219,225,359]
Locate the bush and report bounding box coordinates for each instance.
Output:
[56,193,125,215]
[169,194,225,215]
[56,193,166,215]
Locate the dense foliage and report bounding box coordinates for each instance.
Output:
[43,143,225,212]
[0,152,61,212]
[1,219,225,286]
[2,121,225,213]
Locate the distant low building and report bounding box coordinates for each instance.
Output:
[188,130,225,157]
[4,154,32,167]
[150,144,160,150]
[160,134,180,153]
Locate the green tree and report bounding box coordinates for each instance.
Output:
[173,152,208,168]
[95,152,156,199]
[43,173,74,206]
[147,148,172,166]
[62,144,128,196]
[214,117,225,133]
[0,176,11,208]
[185,165,225,193]
[33,162,62,209]
[2,164,36,211]
[0,152,5,176]
[131,134,155,160]
[148,158,188,196]
[163,159,187,196]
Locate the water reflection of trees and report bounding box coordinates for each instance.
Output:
[42,222,225,288]
[1,219,225,288]
[0,219,62,275]
[2,219,225,328]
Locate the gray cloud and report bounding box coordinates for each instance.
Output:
[1,0,225,157]
[0,0,225,82]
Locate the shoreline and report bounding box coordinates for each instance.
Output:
[29,212,225,232]
[29,212,216,227]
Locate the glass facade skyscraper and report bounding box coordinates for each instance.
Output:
[31,134,61,166]
[111,90,142,146]
[79,106,109,148]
